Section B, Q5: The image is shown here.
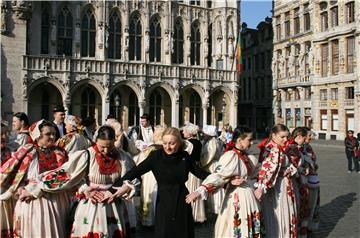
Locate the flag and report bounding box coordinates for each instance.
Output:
[235,33,242,75]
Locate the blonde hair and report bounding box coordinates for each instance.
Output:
[162,127,185,150]
[153,125,167,144]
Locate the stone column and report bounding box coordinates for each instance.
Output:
[171,97,179,128]
[139,101,146,117]
[202,103,208,126]
[97,1,105,60]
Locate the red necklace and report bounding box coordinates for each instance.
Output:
[92,144,119,175]
[36,145,59,174]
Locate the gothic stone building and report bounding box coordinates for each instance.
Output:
[238,18,273,137]
[272,0,360,140]
[1,0,240,130]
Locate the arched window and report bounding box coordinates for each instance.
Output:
[150,16,161,62]
[189,91,201,125]
[108,12,121,59]
[41,91,50,120]
[129,13,142,60]
[41,5,50,54]
[191,21,201,65]
[128,91,139,126]
[81,8,96,57]
[81,87,96,118]
[172,18,184,64]
[150,90,162,125]
[207,24,212,67]
[57,6,73,56]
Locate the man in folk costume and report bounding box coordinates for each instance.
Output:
[128,114,154,152]
[53,105,67,140]
[200,125,224,214]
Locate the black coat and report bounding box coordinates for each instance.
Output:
[188,138,202,162]
[117,148,209,238]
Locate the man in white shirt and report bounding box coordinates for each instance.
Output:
[53,105,66,140]
[128,113,154,151]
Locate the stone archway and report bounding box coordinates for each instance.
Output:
[109,85,140,129]
[28,82,63,122]
[179,87,202,126]
[207,89,231,128]
[70,84,102,124]
[148,87,172,126]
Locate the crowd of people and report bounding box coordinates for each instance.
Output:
[344,130,360,173]
[0,105,321,238]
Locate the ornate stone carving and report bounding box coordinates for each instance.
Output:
[1,2,9,34]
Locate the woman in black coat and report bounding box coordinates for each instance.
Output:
[112,127,210,238]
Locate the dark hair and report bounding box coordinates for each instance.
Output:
[291,126,310,139]
[232,126,253,142]
[14,112,29,127]
[140,113,150,122]
[38,120,57,132]
[96,125,116,141]
[82,117,96,127]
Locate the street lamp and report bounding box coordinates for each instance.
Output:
[114,94,120,120]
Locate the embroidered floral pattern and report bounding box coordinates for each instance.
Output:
[233,193,242,238]
[43,169,70,189]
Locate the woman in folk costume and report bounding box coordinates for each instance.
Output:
[186,126,264,238]
[134,125,167,226]
[253,124,298,238]
[56,115,91,155]
[300,129,320,232]
[8,112,31,151]
[0,121,16,237]
[112,127,210,238]
[0,120,68,237]
[285,127,312,238]
[183,123,206,223]
[106,119,138,230]
[200,125,224,214]
[25,125,136,238]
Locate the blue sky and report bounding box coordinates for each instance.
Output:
[241,0,273,29]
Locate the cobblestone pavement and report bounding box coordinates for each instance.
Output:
[134,140,360,238]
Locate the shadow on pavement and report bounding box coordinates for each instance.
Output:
[312,192,357,238]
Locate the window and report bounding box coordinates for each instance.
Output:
[332,40,339,75]
[304,13,311,31]
[320,110,328,130]
[191,22,201,65]
[345,87,354,99]
[172,18,184,64]
[81,8,96,57]
[321,43,328,77]
[276,16,281,40]
[108,12,121,59]
[128,91,139,126]
[149,90,162,126]
[207,1,212,8]
[295,108,301,127]
[190,0,200,6]
[294,8,300,34]
[305,87,311,99]
[254,55,259,71]
[189,92,201,125]
[129,13,142,60]
[41,5,50,54]
[41,91,50,120]
[261,53,265,69]
[304,41,311,74]
[150,16,161,62]
[248,57,251,70]
[81,87,96,118]
[347,37,355,73]
[346,2,355,23]
[207,24,212,67]
[57,6,73,56]
[320,12,328,31]
[320,89,327,101]
[286,108,292,128]
[331,110,339,131]
[330,6,338,27]
[285,12,290,37]
[330,88,338,100]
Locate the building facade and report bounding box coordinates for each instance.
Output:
[1,0,240,130]
[272,0,359,140]
[238,19,273,137]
